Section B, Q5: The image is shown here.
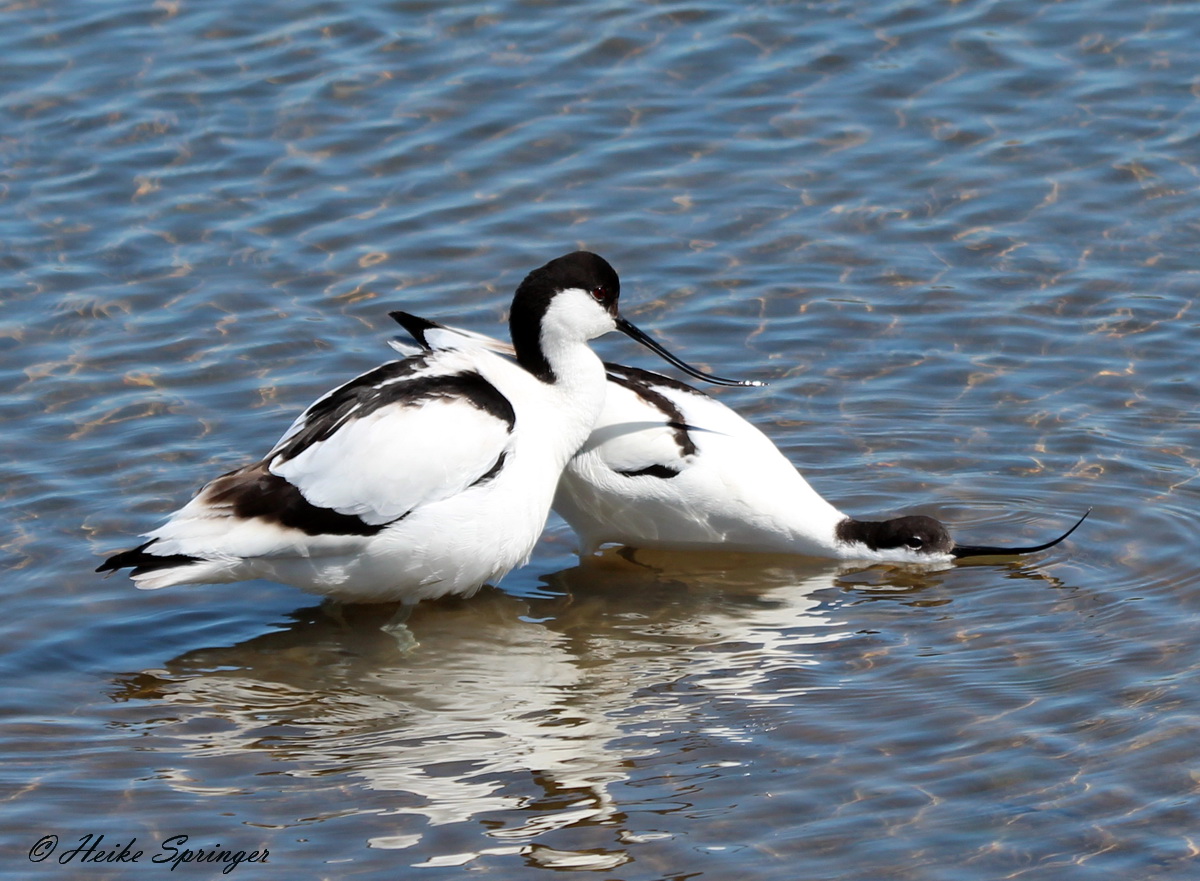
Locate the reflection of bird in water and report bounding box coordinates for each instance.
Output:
[390,315,1088,563]
[113,588,637,834]
[109,554,860,857]
[96,252,752,618]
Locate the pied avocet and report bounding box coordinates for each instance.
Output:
[389,314,1087,563]
[96,251,757,607]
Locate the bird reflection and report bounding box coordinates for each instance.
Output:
[109,552,943,862]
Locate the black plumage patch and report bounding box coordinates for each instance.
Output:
[509,251,620,383]
[604,363,699,459]
[273,362,516,465]
[95,539,201,575]
[389,311,439,349]
[202,463,398,536]
[616,464,680,479]
[835,515,953,554]
[469,451,508,488]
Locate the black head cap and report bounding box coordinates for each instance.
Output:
[509,251,620,381]
[837,514,955,556]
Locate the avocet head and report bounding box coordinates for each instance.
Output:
[837,510,1089,562]
[510,251,760,387]
[510,252,622,366]
[837,514,956,560]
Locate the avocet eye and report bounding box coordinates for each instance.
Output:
[906,536,925,550]
[591,286,607,302]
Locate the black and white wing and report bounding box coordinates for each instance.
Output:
[266,353,517,528]
[132,351,518,565]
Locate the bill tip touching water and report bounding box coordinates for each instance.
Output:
[96,248,1086,619]
[948,507,1090,560]
[392,312,1089,566]
[828,508,1091,563]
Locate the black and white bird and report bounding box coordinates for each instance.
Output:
[390,317,1088,563]
[96,251,757,606]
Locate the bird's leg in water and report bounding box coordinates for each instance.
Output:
[382,602,419,652]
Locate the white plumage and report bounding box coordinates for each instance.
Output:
[392,318,1088,563]
[554,363,853,557]
[98,251,754,605]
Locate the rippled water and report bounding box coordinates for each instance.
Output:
[3,0,1198,877]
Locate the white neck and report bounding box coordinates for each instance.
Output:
[538,336,609,465]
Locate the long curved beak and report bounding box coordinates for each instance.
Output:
[615,317,765,388]
[952,509,1091,559]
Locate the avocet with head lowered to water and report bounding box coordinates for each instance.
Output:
[96,251,758,609]
[390,315,1088,563]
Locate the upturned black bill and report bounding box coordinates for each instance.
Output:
[616,317,764,388]
[952,509,1091,559]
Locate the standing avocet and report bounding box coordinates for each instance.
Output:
[96,251,757,607]
[389,316,1087,563]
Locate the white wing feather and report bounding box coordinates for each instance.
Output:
[390,317,517,357]
[271,396,513,525]
[578,380,693,473]
[422,324,515,355]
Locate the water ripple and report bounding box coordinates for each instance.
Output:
[3,0,1200,877]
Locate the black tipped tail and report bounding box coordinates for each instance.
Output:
[388,311,439,349]
[96,539,201,576]
[952,508,1091,559]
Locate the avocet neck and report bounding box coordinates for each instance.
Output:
[517,292,614,463]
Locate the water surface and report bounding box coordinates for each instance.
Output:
[3,0,1198,878]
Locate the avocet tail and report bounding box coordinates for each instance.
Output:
[96,540,228,590]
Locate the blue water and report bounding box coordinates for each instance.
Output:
[3,0,1199,878]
